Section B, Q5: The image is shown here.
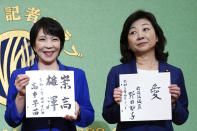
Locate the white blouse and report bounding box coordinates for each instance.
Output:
[137,68,158,74]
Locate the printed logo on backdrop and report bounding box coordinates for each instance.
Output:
[0,5,83,106]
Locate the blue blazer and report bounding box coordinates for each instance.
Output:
[5,59,94,131]
[102,60,189,131]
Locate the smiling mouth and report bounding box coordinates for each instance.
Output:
[44,51,54,57]
[137,42,147,46]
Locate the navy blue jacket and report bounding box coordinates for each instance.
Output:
[5,60,94,131]
[102,60,189,131]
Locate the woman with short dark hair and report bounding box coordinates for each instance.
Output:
[5,17,94,131]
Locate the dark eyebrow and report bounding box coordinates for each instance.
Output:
[39,35,46,37]
[129,27,136,29]
[142,23,150,26]
[130,23,150,29]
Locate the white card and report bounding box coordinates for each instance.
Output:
[120,72,171,121]
[26,71,75,118]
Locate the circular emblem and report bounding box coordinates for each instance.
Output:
[0,30,35,105]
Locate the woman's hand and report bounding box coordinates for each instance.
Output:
[113,87,122,105]
[15,74,30,96]
[64,102,80,121]
[169,84,181,104]
[15,74,29,115]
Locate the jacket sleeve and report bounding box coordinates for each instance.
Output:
[102,68,120,124]
[172,69,189,125]
[74,70,94,127]
[4,70,25,128]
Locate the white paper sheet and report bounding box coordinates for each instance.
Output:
[26,71,75,118]
[120,72,171,121]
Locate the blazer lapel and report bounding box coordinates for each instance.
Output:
[127,60,137,74]
[159,61,169,73]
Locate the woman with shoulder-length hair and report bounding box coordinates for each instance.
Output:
[102,10,189,131]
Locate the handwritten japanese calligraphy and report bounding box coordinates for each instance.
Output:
[26,71,75,117]
[120,72,171,121]
[150,83,162,100]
